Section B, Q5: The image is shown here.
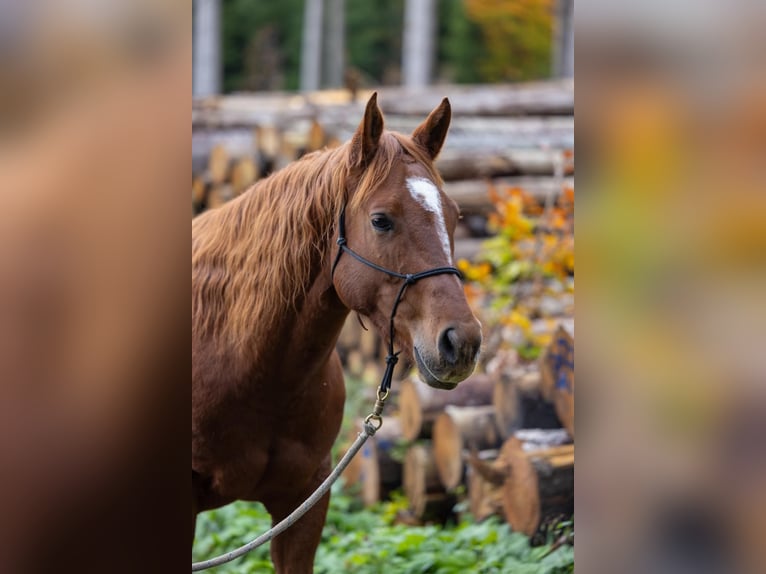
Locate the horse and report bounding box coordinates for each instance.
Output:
[192,93,482,573]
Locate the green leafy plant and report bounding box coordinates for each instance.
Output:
[193,486,574,573]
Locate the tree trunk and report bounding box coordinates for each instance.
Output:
[398,374,495,441]
[402,0,435,88]
[323,0,345,88]
[432,405,501,490]
[300,0,324,92]
[193,0,221,97]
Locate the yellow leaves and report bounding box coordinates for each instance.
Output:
[487,186,536,240]
[464,0,555,81]
[460,179,574,362]
[504,309,532,333]
[457,258,492,282]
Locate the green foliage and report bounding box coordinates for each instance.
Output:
[193,486,574,573]
[218,0,555,93]
[221,0,304,92]
[439,0,491,84]
[346,0,405,84]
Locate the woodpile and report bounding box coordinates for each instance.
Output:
[192,82,574,232]
[338,326,575,534]
[398,374,495,441]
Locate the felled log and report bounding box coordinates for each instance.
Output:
[539,325,574,438]
[492,368,562,439]
[467,437,574,535]
[193,81,573,129]
[398,373,495,441]
[358,326,380,360]
[306,119,326,154]
[376,81,574,117]
[344,349,365,378]
[192,176,210,214]
[436,148,573,181]
[432,405,501,490]
[230,157,259,195]
[207,144,230,185]
[205,184,235,210]
[403,444,456,522]
[336,314,361,357]
[359,418,403,507]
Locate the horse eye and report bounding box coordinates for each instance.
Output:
[370,215,393,232]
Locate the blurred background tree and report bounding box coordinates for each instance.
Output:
[218,0,555,93]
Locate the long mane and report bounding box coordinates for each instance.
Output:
[191,131,441,353]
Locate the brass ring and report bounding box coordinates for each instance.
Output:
[364,413,383,430]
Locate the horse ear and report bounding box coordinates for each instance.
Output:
[412,97,451,160]
[349,92,384,167]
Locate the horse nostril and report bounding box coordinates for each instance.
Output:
[438,327,460,366]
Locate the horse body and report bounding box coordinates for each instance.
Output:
[192,94,482,572]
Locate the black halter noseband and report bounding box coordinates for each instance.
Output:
[331,205,462,396]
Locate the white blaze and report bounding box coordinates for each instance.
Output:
[406,177,452,263]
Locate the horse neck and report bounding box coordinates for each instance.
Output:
[235,196,348,383]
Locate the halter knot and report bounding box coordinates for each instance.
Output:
[405,274,416,285]
[385,352,400,366]
[336,237,346,246]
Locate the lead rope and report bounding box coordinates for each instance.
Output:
[192,205,461,571]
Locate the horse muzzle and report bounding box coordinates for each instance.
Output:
[414,324,482,390]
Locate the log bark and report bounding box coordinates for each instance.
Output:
[432,405,501,490]
[466,438,573,535]
[403,444,455,522]
[436,148,574,181]
[398,373,495,441]
[492,369,562,438]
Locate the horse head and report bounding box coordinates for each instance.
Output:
[332,94,482,390]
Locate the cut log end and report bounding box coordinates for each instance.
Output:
[433,405,501,490]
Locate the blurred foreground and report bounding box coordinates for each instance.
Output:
[0,2,190,571]
[577,1,766,573]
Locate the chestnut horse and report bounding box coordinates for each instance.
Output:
[192,94,482,572]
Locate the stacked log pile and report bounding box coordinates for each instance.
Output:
[192,82,574,255]
[339,323,574,536]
